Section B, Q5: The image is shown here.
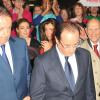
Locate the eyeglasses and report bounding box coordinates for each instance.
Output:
[60,40,80,49]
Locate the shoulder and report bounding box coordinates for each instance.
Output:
[76,47,91,57]
[35,47,56,63]
[10,37,27,45]
[9,37,27,50]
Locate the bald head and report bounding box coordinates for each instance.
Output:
[87,18,100,28]
[87,18,100,44]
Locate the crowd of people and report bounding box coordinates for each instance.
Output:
[0,0,100,100]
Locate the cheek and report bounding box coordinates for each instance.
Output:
[19,29,25,34]
[88,32,99,37]
[27,29,30,34]
[0,29,10,37]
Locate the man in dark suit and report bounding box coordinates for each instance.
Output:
[30,22,96,100]
[0,7,31,100]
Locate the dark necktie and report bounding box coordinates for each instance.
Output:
[93,44,100,57]
[65,57,75,91]
[1,45,10,66]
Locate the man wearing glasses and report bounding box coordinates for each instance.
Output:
[30,22,96,100]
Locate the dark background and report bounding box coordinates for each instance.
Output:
[29,0,79,8]
[0,0,78,8]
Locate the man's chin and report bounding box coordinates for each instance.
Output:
[0,37,9,45]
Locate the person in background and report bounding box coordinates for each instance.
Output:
[16,18,40,68]
[10,0,32,37]
[2,0,13,11]
[60,7,70,23]
[0,6,31,100]
[33,5,42,17]
[70,2,87,41]
[70,2,86,26]
[32,5,43,39]
[85,7,100,22]
[33,0,62,42]
[30,22,96,100]
[39,18,57,54]
[81,18,100,100]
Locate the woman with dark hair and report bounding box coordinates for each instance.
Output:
[70,2,87,41]
[39,18,57,54]
[60,7,70,23]
[70,2,86,25]
[16,18,40,67]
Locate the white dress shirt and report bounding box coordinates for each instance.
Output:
[0,41,14,74]
[56,45,78,83]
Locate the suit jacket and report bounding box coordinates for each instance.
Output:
[30,46,96,100]
[81,39,100,100]
[0,37,31,100]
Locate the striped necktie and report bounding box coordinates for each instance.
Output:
[93,44,100,57]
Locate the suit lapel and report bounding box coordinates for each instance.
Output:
[0,55,12,74]
[9,38,17,75]
[51,47,73,94]
[87,38,92,48]
[74,48,86,94]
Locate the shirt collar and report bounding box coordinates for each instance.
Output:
[56,45,75,61]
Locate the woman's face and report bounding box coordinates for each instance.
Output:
[44,23,55,41]
[34,6,42,15]
[74,5,83,16]
[60,9,68,22]
[14,0,24,9]
[17,22,30,39]
[3,0,12,10]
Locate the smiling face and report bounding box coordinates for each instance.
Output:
[87,19,100,44]
[44,23,55,41]
[0,15,12,45]
[17,21,30,39]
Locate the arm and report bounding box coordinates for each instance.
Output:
[25,40,32,95]
[52,0,63,23]
[33,15,43,26]
[86,53,96,100]
[41,40,52,52]
[30,57,46,100]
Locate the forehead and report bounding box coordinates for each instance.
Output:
[61,29,79,40]
[0,16,12,26]
[75,5,82,9]
[14,0,23,3]
[19,22,29,26]
[45,23,54,28]
[88,20,100,28]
